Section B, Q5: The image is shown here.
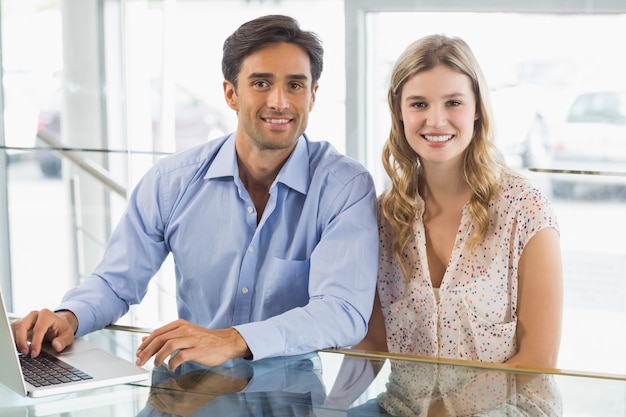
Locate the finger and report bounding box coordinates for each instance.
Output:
[137,320,182,353]
[11,312,38,355]
[166,347,191,371]
[167,344,230,370]
[49,329,75,352]
[136,331,174,366]
[143,331,189,368]
[167,328,246,369]
[29,309,56,357]
[154,337,199,370]
[136,320,188,365]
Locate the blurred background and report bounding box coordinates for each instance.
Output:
[1,0,625,387]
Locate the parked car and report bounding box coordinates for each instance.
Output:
[548,89,626,198]
[490,84,552,169]
[489,59,579,170]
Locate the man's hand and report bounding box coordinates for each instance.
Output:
[11,309,78,358]
[135,319,252,370]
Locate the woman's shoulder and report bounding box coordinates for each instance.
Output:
[498,170,551,204]
[496,170,558,226]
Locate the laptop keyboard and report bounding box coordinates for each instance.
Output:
[19,350,93,387]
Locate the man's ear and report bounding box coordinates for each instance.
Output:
[308,84,319,112]
[223,80,238,111]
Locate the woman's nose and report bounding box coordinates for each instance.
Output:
[426,107,446,128]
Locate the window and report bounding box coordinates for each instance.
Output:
[1,0,624,378]
[0,0,345,328]
[347,0,626,375]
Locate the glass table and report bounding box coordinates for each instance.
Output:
[1,327,624,416]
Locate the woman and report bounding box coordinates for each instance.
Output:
[358,34,562,368]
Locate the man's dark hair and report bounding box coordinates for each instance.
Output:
[222,14,324,90]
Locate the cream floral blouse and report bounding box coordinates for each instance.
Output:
[377,172,559,363]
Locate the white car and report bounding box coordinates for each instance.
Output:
[490,84,552,169]
[548,90,626,198]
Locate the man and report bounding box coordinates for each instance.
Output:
[11,14,378,370]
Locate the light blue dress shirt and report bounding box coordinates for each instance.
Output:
[58,133,378,361]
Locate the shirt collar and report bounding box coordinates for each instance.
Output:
[204,133,310,195]
[275,134,309,195]
[204,133,237,180]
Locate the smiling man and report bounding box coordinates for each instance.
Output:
[12,15,379,370]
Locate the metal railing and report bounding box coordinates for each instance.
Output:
[36,129,127,198]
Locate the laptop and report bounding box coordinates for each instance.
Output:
[0,291,150,398]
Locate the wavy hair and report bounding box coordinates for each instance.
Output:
[380,34,506,283]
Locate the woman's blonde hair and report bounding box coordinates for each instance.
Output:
[380,34,506,283]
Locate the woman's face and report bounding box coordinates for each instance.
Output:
[399,64,479,169]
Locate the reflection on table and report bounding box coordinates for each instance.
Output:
[136,353,324,416]
[133,352,562,417]
[1,327,625,416]
[345,358,561,416]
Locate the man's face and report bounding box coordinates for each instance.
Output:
[223,42,318,156]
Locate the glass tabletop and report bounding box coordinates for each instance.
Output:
[1,327,625,416]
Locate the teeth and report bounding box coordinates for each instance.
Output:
[423,135,452,142]
[266,118,289,124]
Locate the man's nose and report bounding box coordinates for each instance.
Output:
[267,86,289,111]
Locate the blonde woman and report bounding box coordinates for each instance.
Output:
[357,34,562,368]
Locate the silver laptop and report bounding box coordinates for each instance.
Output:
[0,291,149,398]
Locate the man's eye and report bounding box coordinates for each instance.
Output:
[254,81,269,88]
[290,82,303,90]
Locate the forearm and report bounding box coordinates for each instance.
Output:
[235,296,370,361]
[504,346,560,369]
[351,291,387,353]
[57,276,130,337]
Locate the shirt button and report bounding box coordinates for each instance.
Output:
[247,206,254,213]
[241,287,249,294]
[248,246,254,253]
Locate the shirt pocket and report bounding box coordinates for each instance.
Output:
[458,296,517,363]
[261,257,310,318]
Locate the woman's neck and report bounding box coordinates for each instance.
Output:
[419,163,471,205]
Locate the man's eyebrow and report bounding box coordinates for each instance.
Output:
[286,74,310,81]
[247,72,310,81]
[248,72,273,79]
